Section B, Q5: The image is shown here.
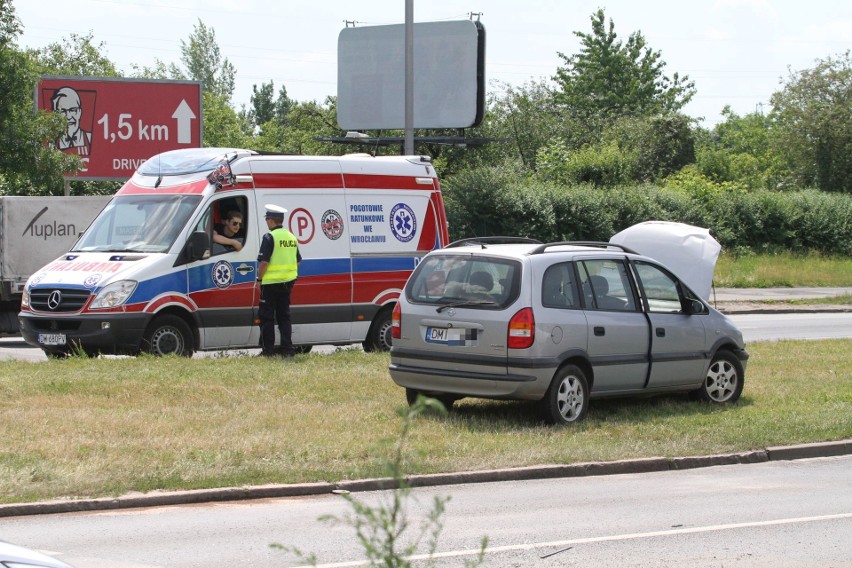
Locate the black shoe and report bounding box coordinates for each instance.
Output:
[275,347,296,358]
[259,350,278,358]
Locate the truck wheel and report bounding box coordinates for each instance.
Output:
[362,307,393,352]
[143,315,194,357]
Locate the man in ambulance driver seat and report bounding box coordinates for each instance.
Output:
[256,204,301,358]
[213,210,244,252]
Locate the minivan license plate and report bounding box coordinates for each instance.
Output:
[425,327,476,346]
[38,333,66,346]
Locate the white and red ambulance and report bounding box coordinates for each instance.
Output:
[19,148,449,357]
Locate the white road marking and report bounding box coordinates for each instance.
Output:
[304,512,852,567]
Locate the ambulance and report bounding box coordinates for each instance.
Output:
[18,148,449,357]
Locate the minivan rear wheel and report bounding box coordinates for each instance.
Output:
[540,365,589,424]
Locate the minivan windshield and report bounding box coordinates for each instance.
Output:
[72,195,202,253]
[408,254,520,309]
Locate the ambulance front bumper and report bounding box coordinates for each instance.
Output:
[18,311,152,355]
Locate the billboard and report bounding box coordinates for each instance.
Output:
[36,76,202,181]
[337,20,485,131]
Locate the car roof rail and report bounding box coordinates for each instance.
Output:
[528,241,639,255]
[445,236,543,248]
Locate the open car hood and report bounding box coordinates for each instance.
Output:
[610,221,721,301]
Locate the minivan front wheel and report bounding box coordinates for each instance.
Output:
[696,350,744,404]
[540,365,589,424]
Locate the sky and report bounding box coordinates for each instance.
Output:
[13,0,852,128]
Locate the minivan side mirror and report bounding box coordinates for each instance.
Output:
[188,231,211,261]
[686,299,706,315]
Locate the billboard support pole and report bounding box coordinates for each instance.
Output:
[404,0,414,155]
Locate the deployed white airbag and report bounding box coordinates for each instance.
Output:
[610,221,721,301]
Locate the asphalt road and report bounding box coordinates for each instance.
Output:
[1,456,850,567]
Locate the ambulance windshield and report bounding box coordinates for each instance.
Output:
[137,148,245,176]
[72,194,202,253]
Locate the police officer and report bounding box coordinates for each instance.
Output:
[256,204,301,357]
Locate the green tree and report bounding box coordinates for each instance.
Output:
[273,84,293,124]
[248,81,293,131]
[609,113,696,181]
[0,0,75,195]
[180,19,236,100]
[30,32,120,76]
[249,81,275,127]
[202,91,251,148]
[769,51,852,192]
[695,106,787,190]
[553,9,695,123]
[131,21,250,149]
[254,97,342,155]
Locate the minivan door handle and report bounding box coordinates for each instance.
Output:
[594,326,605,336]
[656,327,666,337]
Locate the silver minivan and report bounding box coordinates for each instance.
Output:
[389,239,749,424]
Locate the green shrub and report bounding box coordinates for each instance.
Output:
[537,139,636,188]
[443,166,852,254]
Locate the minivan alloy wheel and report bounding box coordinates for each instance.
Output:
[698,350,744,403]
[541,364,589,424]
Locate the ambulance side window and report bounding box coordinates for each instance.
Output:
[210,197,248,256]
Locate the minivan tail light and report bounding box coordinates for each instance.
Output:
[391,302,402,339]
[508,307,535,349]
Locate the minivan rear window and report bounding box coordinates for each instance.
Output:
[407,255,520,309]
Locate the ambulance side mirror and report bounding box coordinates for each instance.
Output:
[188,231,211,261]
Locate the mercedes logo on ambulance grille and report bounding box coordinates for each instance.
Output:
[47,290,62,310]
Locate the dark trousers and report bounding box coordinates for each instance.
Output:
[259,281,295,355]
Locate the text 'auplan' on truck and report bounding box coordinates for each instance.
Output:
[18,148,449,357]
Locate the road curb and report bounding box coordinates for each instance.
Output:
[1,440,848,518]
[718,306,852,315]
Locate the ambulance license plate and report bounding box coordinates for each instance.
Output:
[38,333,66,346]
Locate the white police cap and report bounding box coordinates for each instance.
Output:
[264,204,287,218]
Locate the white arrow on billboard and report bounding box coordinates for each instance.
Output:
[171,99,197,144]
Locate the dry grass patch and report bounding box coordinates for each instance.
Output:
[2,341,850,504]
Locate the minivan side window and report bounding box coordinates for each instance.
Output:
[634,261,682,313]
[541,262,579,309]
[578,259,638,311]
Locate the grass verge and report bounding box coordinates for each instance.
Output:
[2,341,850,504]
[714,252,852,287]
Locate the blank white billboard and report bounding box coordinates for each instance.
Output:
[337,20,485,130]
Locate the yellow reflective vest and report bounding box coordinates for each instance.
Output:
[262,227,298,284]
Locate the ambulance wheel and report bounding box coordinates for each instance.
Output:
[294,345,313,354]
[143,315,194,357]
[363,308,393,352]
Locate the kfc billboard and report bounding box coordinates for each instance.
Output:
[36,76,202,181]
